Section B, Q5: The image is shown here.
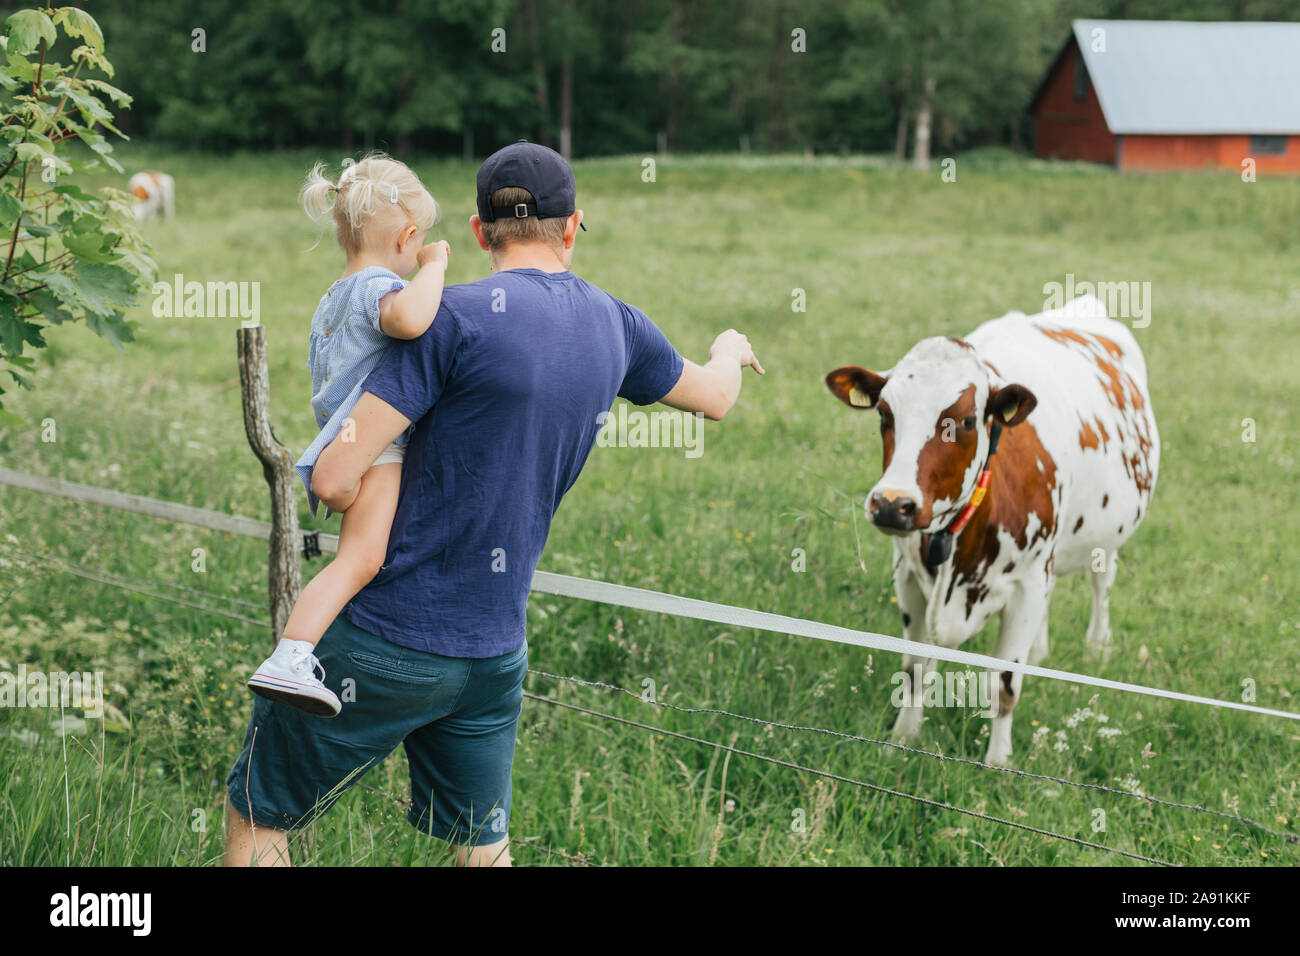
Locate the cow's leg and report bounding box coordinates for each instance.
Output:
[986,578,1050,765]
[1027,606,1050,666]
[1085,550,1118,648]
[890,567,930,742]
[1028,571,1054,666]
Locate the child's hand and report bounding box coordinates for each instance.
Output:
[417,240,450,268]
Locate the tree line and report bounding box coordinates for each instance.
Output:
[92,0,1300,162]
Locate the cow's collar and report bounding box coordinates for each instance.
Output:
[924,420,1003,567]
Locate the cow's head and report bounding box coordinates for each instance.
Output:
[826,337,1036,535]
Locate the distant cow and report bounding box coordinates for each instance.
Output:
[128,170,175,221]
[826,294,1159,764]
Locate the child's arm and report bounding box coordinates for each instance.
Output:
[377,240,450,340]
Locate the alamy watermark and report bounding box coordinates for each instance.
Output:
[49,886,150,935]
[151,273,261,325]
[891,667,998,717]
[0,666,104,718]
[1043,274,1150,328]
[596,406,704,459]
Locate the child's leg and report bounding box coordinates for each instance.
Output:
[280,462,403,646]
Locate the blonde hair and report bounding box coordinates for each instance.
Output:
[479,186,568,260]
[301,152,439,254]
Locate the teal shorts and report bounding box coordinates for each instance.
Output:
[226,614,527,846]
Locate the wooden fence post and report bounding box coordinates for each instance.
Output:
[237,325,301,644]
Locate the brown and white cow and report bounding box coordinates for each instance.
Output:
[128,170,175,221]
[826,294,1158,764]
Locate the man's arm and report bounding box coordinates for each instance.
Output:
[659,329,764,421]
[311,391,413,512]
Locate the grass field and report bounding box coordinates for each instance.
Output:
[1,145,1298,866]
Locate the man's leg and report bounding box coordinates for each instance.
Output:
[223,804,290,867]
[405,639,529,865]
[225,615,453,867]
[456,837,512,867]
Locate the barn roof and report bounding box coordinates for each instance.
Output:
[1064,20,1300,134]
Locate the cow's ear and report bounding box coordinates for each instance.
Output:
[988,384,1037,426]
[825,366,888,410]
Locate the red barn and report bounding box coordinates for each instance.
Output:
[1030,20,1300,174]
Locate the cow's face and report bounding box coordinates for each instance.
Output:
[826,337,1036,535]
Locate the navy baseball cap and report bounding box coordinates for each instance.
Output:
[476,139,586,230]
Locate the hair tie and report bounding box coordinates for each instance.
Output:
[389,184,400,204]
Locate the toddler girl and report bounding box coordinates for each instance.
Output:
[247,153,448,715]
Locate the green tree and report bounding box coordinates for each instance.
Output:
[0,4,155,424]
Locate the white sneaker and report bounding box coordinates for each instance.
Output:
[248,638,342,717]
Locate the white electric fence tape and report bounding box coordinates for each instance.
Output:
[529,571,1300,721]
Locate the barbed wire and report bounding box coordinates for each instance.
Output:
[527,669,1299,845]
[2,545,271,629]
[149,576,267,611]
[525,692,1176,866]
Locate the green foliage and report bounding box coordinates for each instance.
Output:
[0,3,155,423]
[92,0,1300,160]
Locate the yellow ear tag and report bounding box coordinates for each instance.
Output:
[849,386,873,408]
[1000,401,1019,423]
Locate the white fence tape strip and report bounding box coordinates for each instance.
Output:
[533,573,1300,721]
[0,466,284,542]
[4,466,1296,722]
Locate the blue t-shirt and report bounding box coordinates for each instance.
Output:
[344,268,685,658]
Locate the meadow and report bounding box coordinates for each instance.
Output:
[1,145,1298,866]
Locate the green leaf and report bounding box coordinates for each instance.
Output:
[22,222,58,237]
[4,53,34,84]
[5,10,56,56]
[85,78,131,107]
[0,310,39,357]
[0,317,18,357]
[63,84,114,126]
[52,184,95,200]
[14,141,49,163]
[85,310,134,350]
[62,231,109,261]
[0,191,21,227]
[53,7,103,53]
[79,131,123,172]
[28,290,73,323]
[68,261,138,316]
[5,358,34,389]
[114,246,157,285]
[51,186,98,218]
[69,44,112,78]
[35,269,82,310]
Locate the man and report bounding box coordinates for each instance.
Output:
[224,140,763,867]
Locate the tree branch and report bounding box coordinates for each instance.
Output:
[9,250,72,278]
[32,38,47,94]
[4,161,29,277]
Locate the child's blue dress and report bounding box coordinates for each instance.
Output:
[294,266,409,518]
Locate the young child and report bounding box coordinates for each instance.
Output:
[247,153,449,716]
